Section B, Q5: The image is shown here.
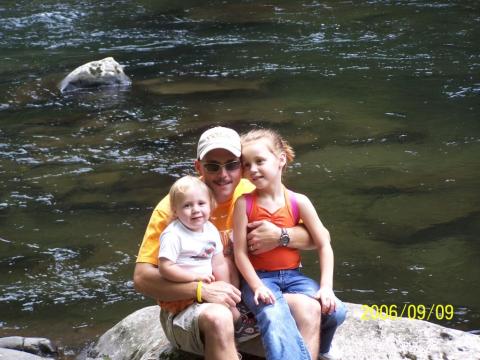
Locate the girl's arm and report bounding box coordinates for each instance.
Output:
[233,196,275,305]
[296,193,336,314]
[158,258,214,283]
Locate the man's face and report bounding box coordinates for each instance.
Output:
[195,148,242,204]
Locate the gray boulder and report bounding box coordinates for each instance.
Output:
[59,57,131,93]
[0,347,48,360]
[0,336,57,358]
[335,303,480,360]
[88,303,480,360]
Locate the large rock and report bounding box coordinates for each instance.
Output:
[59,57,131,93]
[335,304,480,359]
[0,348,47,360]
[88,303,480,360]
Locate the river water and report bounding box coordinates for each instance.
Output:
[0,0,479,356]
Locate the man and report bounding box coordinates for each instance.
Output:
[133,127,345,359]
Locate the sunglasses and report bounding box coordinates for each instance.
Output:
[201,160,241,173]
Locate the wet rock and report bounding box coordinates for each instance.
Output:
[59,57,131,93]
[0,336,57,358]
[0,348,47,360]
[87,303,480,360]
[138,78,263,95]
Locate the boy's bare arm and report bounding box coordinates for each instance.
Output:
[133,262,240,307]
[158,258,214,283]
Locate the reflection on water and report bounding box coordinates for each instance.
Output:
[0,0,479,353]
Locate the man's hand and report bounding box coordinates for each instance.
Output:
[201,281,241,308]
[314,287,337,315]
[246,220,281,254]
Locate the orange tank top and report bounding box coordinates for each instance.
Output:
[246,189,301,271]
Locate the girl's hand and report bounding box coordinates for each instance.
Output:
[314,287,336,315]
[196,274,215,283]
[254,285,276,305]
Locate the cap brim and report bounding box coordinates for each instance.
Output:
[198,143,241,160]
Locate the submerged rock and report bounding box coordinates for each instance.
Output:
[138,78,263,95]
[59,57,131,93]
[87,303,480,360]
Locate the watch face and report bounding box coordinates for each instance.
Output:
[280,233,290,246]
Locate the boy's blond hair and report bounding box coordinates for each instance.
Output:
[168,175,216,218]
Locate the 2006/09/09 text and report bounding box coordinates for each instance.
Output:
[361,304,454,321]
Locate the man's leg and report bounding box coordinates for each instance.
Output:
[282,271,322,359]
[160,303,239,360]
[285,293,321,358]
[198,303,239,360]
[285,293,347,356]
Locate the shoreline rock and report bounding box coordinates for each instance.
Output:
[86,303,480,360]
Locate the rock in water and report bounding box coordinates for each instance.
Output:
[0,336,57,357]
[0,348,47,360]
[59,57,131,93]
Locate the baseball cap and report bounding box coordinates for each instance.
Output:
[197,126,241,160]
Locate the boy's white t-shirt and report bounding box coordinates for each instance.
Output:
[159,219,223,277]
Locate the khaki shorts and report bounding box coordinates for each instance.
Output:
[160,303,210,355]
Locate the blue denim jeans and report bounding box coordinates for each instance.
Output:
[241,269,346,359]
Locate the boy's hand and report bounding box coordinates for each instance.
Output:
[196,274,215,283]
[254,285,276,305]
[314,287,336,315]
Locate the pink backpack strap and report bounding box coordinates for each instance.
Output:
[244,193,254,220]
[288,190,300,224]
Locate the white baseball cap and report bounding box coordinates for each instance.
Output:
[196,126,241,160]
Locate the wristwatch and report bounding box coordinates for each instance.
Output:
[279,228,290,247]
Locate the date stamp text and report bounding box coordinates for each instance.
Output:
[360,304,454,321]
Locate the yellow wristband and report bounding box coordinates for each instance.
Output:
[196,281,203,303]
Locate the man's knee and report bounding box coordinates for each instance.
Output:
[299,296,321,327]
[285,294,321,329]
[199,304,234,335]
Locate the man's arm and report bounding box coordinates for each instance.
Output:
[134,262,240,308]
[246,221,314,255]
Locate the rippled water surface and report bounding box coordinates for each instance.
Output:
[1,0,479,354]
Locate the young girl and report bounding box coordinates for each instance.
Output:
[158,175,256,346]
[233,129,340,360]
